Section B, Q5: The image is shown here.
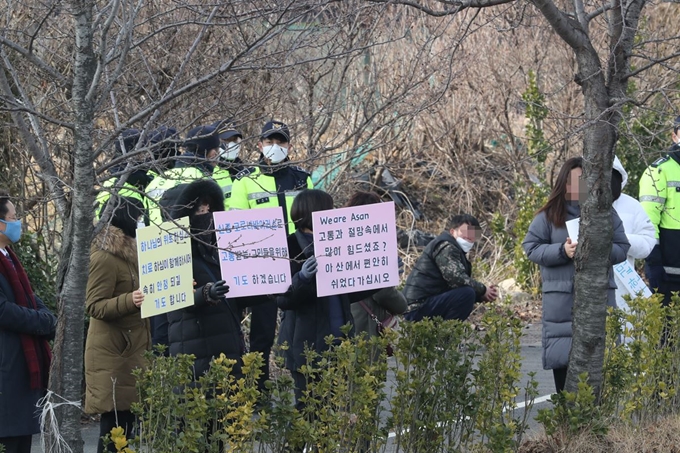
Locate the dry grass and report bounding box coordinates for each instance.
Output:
[519,416,680,453]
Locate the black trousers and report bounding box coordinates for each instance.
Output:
[659,279,680,307]
[250,300,278,393]
[552,367,568,393]
[0,435,32,453]
[98,410,135,453]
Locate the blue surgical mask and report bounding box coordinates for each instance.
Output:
[0,219,21,243]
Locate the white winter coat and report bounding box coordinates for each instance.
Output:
[612,157,656,267]
[612,156,656,315]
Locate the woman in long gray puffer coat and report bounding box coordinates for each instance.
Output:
[522,157,629,393]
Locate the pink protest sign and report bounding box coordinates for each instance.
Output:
[214,207,291,297]
[312,201,399,297]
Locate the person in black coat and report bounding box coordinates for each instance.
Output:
[163,179,244,379]
[0,192,56,453]
[276,190,375,407]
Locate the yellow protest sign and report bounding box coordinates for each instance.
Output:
[137,217,194,318]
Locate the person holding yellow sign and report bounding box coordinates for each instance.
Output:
[85,197,150,453]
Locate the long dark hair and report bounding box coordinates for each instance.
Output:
[291,189,334,231]
[537,157,583,227]
[345,191,381,207]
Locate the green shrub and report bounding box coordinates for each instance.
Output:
[127,309,535,453]
[535,373,608,445]
[602,292,680,423]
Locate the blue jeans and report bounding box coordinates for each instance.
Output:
[404,286,477,322]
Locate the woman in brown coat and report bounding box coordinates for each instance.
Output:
[84,197,150,453]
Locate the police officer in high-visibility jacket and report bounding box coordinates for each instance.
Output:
[639,115,680,305]
[211,119,246,207]
[146,125,221,225]
[95,129,153,224]
[230,120,313,394]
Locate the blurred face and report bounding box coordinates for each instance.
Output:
[673,130,680,145]
[259,136,289,148]
[206,148,218,161]
[565,167,583,201]
[195,203,210,215]
[221,136,241,146]
[451,223,479,243]
[258,135,291,165]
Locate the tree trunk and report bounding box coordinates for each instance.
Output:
[565,47,619,398]
[45,1,97,451]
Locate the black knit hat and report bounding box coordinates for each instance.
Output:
[114,129,141,155]
[184,125,220,156]
[147,126,179,160]
[168,179,224,220]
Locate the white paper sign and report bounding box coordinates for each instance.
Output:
[566,218,580,242]
[613,260,653,301]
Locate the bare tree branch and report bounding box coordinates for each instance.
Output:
[585,2,615,22]
[573,0,589,34]
[624,50,680,80]
[0,36,70,87]
[369,0,514,16]
[86,0,122,102]
[530,0,588,51]
[0,101,75,130]
[0,58,68,218]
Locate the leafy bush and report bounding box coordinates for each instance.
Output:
[536,373,608,442]
[535,292,680,449]
[122,309,535,453]
[602,292,680,422]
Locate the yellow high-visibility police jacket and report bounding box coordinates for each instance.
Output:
[639,149,680,278]
[229,165,313,234]
[145,166,208,225]
[95,177,150,222]
[212,162,245,209]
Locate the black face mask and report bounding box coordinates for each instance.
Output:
[190,213,215,245]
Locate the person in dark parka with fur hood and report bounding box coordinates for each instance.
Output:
[164,179,249,379]
[85,197,150,453]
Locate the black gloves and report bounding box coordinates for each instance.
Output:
[209,280,230,299]
[202,280,230,305]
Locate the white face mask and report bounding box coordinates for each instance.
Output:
[219,142,241,161]
[262,144,288,164]
[456,237,474,254]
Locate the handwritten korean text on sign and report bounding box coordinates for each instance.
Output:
[614,260,652,300]
[312,201,399,297]
[214,207,291,297]
[137,217,194,318]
